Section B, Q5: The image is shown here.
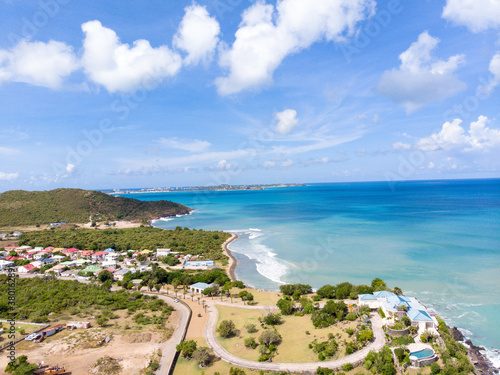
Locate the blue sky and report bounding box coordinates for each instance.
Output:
[1,0,500,191]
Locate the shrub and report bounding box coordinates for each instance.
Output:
[217,320,237,338]
[345,312,357,321]
[263,313,282,326]
[259,331,281,347]
[176,340,197,359]
[430,362,441,374]
[244,323,258,333]
[346,328,354,336]
[342,363,354,372]
[244,337,257,349]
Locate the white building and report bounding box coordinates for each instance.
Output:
[0,260,14,270]
[156,248,171,257]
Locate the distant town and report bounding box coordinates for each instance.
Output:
[106,183,306,195]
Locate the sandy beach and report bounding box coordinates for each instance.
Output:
[221,233,238,281]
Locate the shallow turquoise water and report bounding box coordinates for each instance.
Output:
[117,179,500,367]
[410,349,435,359]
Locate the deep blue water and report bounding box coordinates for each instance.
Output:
[117,179,500,367]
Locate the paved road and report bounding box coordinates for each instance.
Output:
[142,293,190,375]
[204,305,385,372]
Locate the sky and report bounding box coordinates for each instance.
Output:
[0,0,500,191]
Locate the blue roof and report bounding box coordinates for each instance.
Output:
[185,261,214,266]
[105,248,115,252]
[190,282,211,289]
[373,291,396,298]
[407,309,434,322]
[359,294,378,300]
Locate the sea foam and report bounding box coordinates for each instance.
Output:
[227,228,289,285]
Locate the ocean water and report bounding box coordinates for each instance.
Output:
[117,179,500,367]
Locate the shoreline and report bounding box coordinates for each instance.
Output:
[221,233,238,281]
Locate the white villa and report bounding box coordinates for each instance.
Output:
[189,282,212,294]
[358,291,438,331]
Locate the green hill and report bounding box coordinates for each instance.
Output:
[0,188,191,227]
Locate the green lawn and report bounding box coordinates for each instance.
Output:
[216,305,366,363]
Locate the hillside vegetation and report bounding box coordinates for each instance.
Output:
[0,188,190,226]
[18,226,230,259]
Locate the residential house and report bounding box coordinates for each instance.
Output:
[156,248,171,257]
[15,245,32,253]
[102,260,117,269]
[190,282,212,294]
[79,250,94,259]
[82,265,102,274]
[63,248,80,259]
[105,252,120,262]
[74,259,89,267]
[30,261,44,269]
[183,260,215,269]
[91,251,107,262]
[61,269,79,277]
[104,248,115,252]
[113,268,131,281]
[12,232,22,237]
[357,291,438,331]
[18,264,36,274]
[66,321,90,329]
[39,258,55,264]
[51,255,65,262]
[45,264,65,275]
[0,260,14,270]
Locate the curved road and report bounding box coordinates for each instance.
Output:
[204,304,385,372]
[142,293,190,375]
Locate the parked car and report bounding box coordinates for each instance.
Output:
[174,298,179,303]
[25,333,38,341]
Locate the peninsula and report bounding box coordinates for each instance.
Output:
[0,188,191,228]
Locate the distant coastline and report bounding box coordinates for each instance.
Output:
[106,183,305,195]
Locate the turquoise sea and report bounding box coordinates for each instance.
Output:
[117,179,500,367]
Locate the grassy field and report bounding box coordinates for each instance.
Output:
[0,322,43,343]
[215,305,363,363]
[173,336,259,375]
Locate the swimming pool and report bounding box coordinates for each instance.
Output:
[410,348,435,359]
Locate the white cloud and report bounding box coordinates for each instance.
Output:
[157,137,211,153]
[173,3,220,65]
[0,39,78,89]
[480,52,500,93]
[0,171,18,181]
[214,159,232,170]
[392,142,412,151]
[264,160,276,168]
[442,0,500,33]
[415,116,500,152]
[281,159,294,167]
[0,146,20,156]
[377,31,466,113]
[81,20,182,93]
[275,109,299,135]
[216,0,375,95]
[66,163,75,174]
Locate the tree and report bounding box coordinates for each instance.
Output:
[276,298,295,315]
[193,347,212,367]
[176,340,197,359]
[316,284,336,299]
[96,316,109,327]
[263,313,282,326]
[5,355,38,375]
[217,320,237,338]
[259,330,281,347]
[371,278,387,291]
[98,270,113,283]
[244,323,258,333]
[246,292,254,304]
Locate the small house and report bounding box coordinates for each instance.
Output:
[18,264,36,274]
[66,321,90,330]
[190,282,212,294]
